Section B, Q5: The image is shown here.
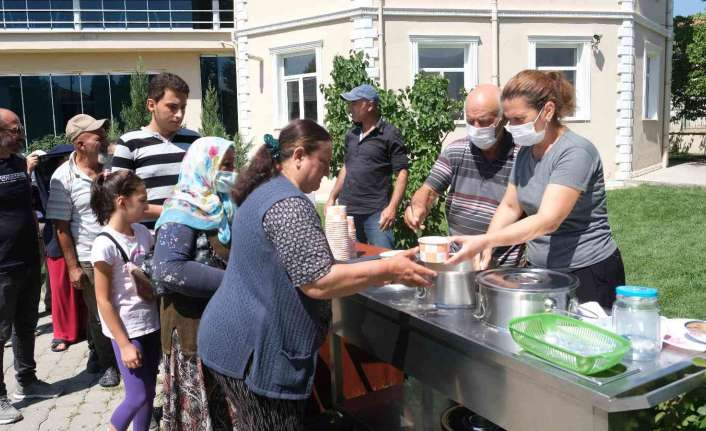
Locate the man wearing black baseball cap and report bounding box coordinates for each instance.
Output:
[325,84,409,248]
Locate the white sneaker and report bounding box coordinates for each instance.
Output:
[0,396,23,425]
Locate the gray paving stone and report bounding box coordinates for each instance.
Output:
[39,405,75,431]
[1,308,124,431]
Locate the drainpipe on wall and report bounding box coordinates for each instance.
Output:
[378,0,386,89]
[662,0,673,167]
[491,0,499,85]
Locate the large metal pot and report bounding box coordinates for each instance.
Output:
[420,260,477,309]
[473,268,579,330]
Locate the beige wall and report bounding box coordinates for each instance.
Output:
[383,16,492,89]
[636,0,670,26]
[497,18,621,178]
[0,51,212,131]
[631,28,667,171]
[246,0,349,28]
[384,0,618,11]
[245,20,352,142]
[382,15,490,146]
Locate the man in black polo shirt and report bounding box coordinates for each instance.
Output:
[326,85,409,249]
[0,108,61,425]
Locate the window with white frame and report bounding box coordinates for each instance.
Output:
[271,41,323,126]
[528,37,591,121]
[643,44,662,120]
[411,36,479,120]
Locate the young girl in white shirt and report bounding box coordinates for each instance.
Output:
[89,170,159,431]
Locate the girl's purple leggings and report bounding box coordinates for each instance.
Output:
[109,330,161,431]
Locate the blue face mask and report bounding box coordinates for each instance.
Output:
[215,171,237,194]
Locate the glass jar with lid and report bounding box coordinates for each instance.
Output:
[612,285,661,361]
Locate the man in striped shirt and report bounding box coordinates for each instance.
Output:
[404,84,524,267]
[111,72,200,229]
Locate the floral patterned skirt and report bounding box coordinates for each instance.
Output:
[161,329,236,431]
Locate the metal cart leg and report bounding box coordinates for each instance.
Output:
[330,333,345,407]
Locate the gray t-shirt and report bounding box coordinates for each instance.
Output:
[510,130,616,270]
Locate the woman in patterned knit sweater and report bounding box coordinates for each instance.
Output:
[197,119,436,431]
[151,137,238,430]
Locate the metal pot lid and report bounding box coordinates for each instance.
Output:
[475,267,579,292]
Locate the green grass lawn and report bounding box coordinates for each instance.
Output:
[607,184,706,320]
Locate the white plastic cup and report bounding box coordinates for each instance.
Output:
[418,236,451,263]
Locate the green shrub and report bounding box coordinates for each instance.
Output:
[119,57,150,134]
[200,82,229,138]
[232,132,252,171]
[26,134,69,154]
[320,51,463,248]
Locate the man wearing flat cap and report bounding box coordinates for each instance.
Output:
[46,114,120,388]
[326,84,409,248]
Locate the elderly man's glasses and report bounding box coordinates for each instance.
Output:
[0,125,25,135]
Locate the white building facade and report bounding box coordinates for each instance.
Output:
[235,0,673,182]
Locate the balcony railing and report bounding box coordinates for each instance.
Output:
[0,7,234,30]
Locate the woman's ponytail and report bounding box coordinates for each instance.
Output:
[231,119,330,206]
[90,170,143,225]
[545,71,576,119]
[501,69,577,123]
[231,145,277,206]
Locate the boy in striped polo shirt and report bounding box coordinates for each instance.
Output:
[112,72,200,229]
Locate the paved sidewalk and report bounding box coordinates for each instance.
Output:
[1,303,132,431]
[631,161,706,187]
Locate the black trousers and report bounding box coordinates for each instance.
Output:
[79,261,116,371]
[570,248,626,309]
[0,264,41,396]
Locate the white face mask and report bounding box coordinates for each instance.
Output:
[215,171,237,194]
[466,123,498,150]
[504,106,546,147]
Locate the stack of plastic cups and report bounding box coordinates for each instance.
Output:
[346,216,357,257]
[325,205,353,261]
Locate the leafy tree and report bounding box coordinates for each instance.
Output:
[198,82,252,170]
[672,13,706,121]
[320,51,375,176]
[199,82,229,138]
[320,52,463,248]
[106,120,121,143]
[119,57,151,133]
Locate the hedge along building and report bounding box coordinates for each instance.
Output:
[235,0,673,183]
[0,2,238,142]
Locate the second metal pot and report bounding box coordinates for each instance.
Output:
[420,260,477,309]
[474,268,579,330]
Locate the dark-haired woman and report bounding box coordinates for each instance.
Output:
[449,70,624,307]
[197,119,435,430]
[151,137,236,430]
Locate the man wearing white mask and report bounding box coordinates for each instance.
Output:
[404,84,523,267]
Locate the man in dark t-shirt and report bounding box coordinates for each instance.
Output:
[326,85,409,248]
[0,108,61,425]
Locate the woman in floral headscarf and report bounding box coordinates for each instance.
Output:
[151,137,237,430]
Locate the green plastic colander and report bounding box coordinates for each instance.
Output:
[508,312,630,375]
